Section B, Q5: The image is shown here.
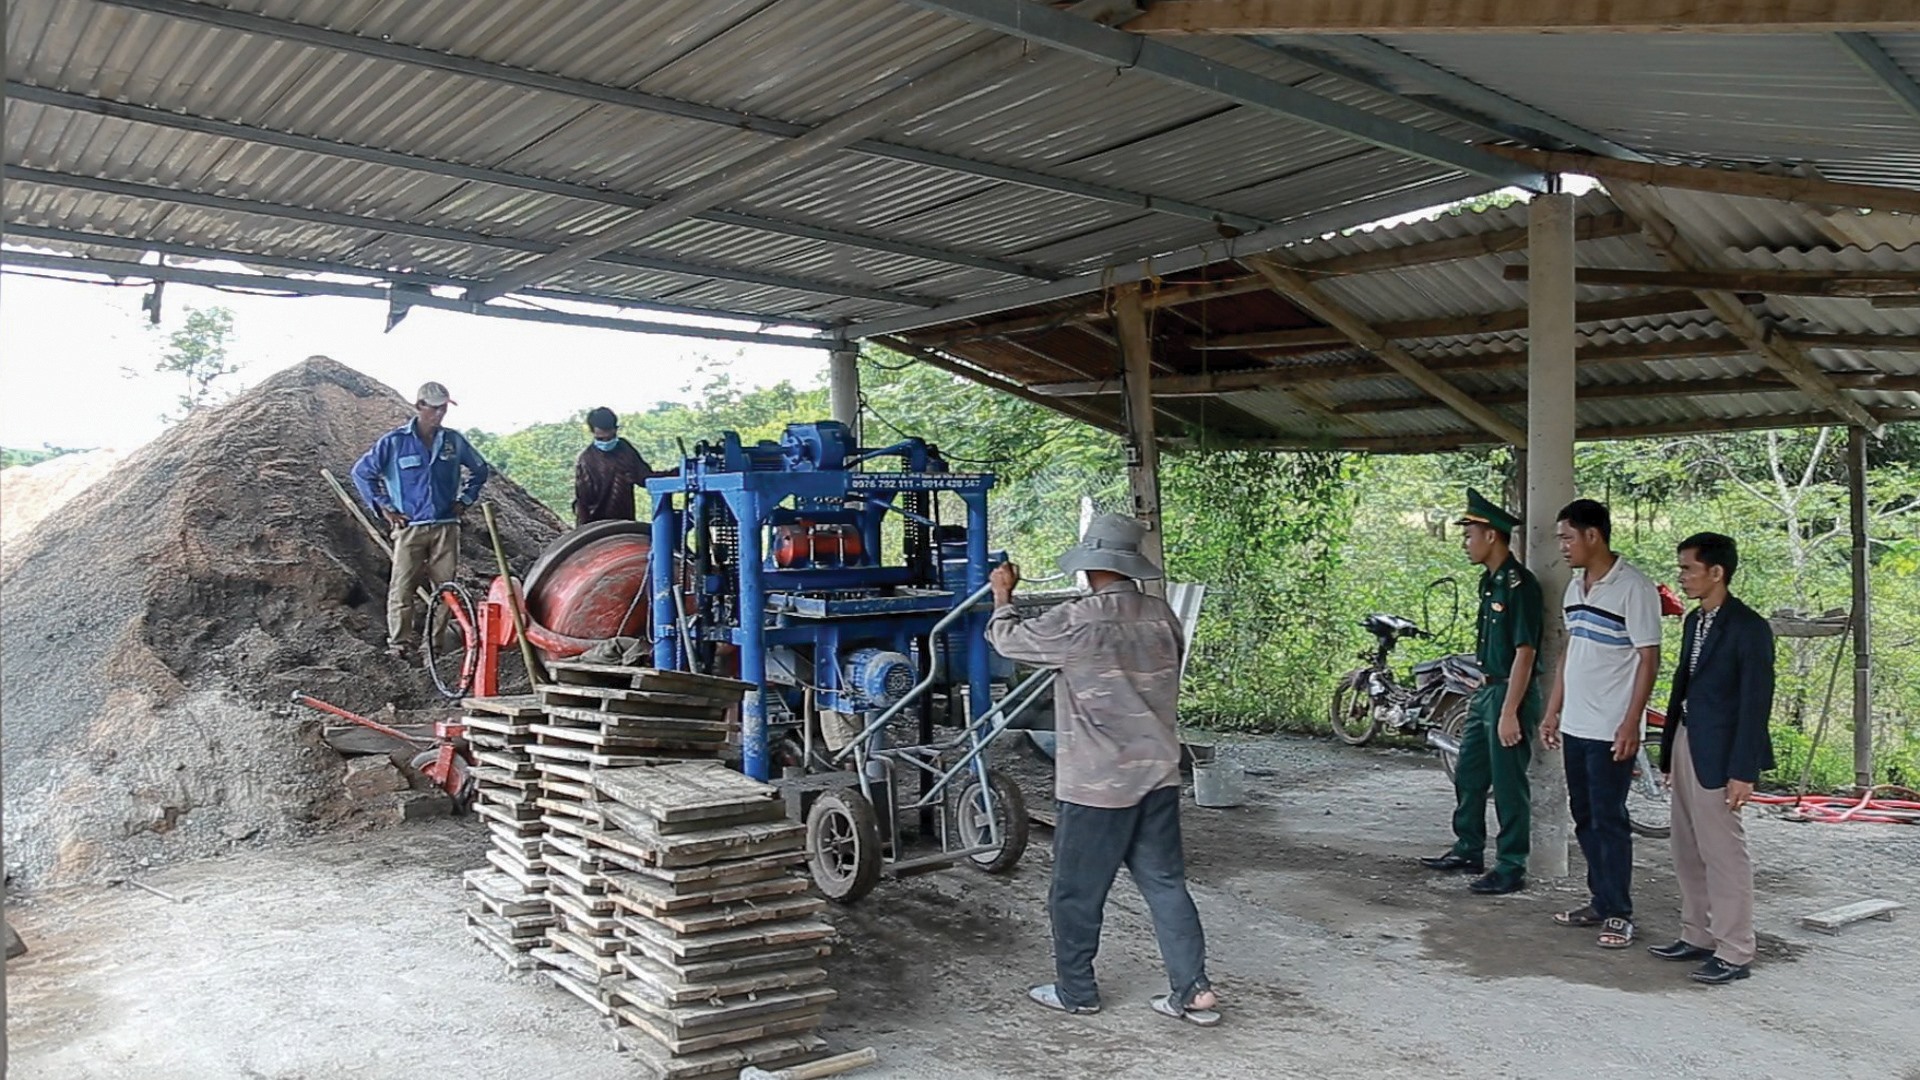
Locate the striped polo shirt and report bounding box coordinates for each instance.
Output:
[1560,555,1663,741]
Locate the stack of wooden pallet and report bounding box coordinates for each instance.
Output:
[461,693,552,971]
[594,761,837,1080]
[524,663,756,1032]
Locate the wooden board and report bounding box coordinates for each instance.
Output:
[467,908,547,944]
[467,921,545,970]
[544,853,611,892]
[548,874,618,915]
[611,1030,824,1080]
[612,983,835,1034]
[548,890,623,934]
[619,943,832,987]
[619,916,836,962]
[605,850,808,889]
[609,1001,827,1056]
[473,767,538,790]
[474,801,542,830]
[473,750,539,777]
[461,713,536,736]
[1801,898,1906,934]
[485,849,549,891]
[545,969,615,1017]
[613,950,829,1007]
[527,743,698,769]
[462,693,546,716]
[637,895,827,937]
[547,928,625,973]
[537,688,735,723]
[599,802,804,868]
[533,720,722,752]
[604,868,807,915]
[593,763,778,823]
[545,661,753,697]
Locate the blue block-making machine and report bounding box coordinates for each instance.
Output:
[644,421,1054,902]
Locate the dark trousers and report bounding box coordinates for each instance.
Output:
[1050,786,1210,1010]
[1449,682,1540,876]
[1564,733,1635,919]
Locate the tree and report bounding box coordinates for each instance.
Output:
[153,305,238,422]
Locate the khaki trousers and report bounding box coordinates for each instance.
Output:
[1669,727,1758,965]
[388,522,458,647]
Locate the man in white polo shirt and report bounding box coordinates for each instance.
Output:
[1541,499,1662,950]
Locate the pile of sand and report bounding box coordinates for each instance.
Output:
[1,448,123,562]
[1,357,563,887]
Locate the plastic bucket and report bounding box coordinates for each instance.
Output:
[1190,746,1246,808]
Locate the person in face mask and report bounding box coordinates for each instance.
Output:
[571,406,654,526]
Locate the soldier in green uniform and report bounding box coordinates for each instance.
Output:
[1420,489,1544,895]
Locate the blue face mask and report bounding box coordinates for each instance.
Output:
[593,437,620,452]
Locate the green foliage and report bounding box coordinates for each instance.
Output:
[0,444,84,469]
[150,305,238,422]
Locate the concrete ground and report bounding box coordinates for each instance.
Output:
[7,734,1917,1080]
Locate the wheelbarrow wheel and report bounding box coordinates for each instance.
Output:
[422,581,478,701]
[953,768,1028,875]
[806,788,882,904]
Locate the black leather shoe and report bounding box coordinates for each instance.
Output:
[1468,870,1525,895]
[1689,957,1751,985]
[1419,853,1484,873]
[1648,940,1715,962]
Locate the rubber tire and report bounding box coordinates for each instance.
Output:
[952,769,1029,875]
[1329,671,1378,746]
[1627,763,1673,840]
[806,788,883,904]
[421,581,477,701]
[1434,695,1470,783]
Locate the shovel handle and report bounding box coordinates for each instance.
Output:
[773,1048,878,1080]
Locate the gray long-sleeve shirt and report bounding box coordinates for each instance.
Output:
[985,580,1184,809]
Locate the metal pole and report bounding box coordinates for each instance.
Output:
[830,346,862,444]
[1848,425,1874,790]
[735,492,770,781]
[651,492,677,671]
[1526,190,1577,880]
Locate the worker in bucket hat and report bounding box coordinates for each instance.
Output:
[986,513,1220,1028]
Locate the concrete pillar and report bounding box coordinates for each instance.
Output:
[1849,426,1874,790]
[1526,191,1576,880]
[1113,283,1166,594]
[829,346,860,443]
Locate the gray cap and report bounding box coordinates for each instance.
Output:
[416,381,455,407]
[1056,513,1163,581]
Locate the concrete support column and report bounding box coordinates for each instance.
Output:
[829,346,861,444]
[1114,283,1166,593]
[1849,426,1874,790]
[1527,191,1576,880]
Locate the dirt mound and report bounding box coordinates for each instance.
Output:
[1,357,563,887]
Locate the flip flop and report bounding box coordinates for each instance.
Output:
[1554,905,1603,927]
[1151,993,1221,1027]
[1027,984,1099,1015]
[1597,917,1636,950]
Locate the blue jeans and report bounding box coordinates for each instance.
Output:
[1050,786,1210,1010]
[1565,733,1635,919]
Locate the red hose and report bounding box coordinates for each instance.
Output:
[1751,785,1920,825]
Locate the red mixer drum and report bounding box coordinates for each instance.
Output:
[496,520,655,659]
[771,521,865,568]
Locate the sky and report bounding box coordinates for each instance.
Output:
[0,269,831,453]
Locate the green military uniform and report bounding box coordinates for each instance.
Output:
[1448,489,1544,878]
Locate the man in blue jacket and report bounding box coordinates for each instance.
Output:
[1650,532,1775,985]
[351,381,491,660]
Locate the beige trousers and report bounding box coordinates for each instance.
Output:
[388,522,458,647]
[1669,727,1758,966]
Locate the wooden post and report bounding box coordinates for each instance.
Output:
[1527,191,1577,880]
[1849,426,1875,790]
[1114,282,1166,591]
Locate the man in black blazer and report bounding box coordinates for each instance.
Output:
[1650,532,1775,985]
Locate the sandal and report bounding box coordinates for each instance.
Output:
[1027,984,1099,1015]
[1553,905,1603,927]
[1597,917,1635,950]
[1150,993,1221,1027]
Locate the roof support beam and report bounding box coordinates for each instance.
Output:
[1608,181,1881,432]
[1239,254,1528,445]
[902,0,1547,190]
[6,82,1053,284]
[1129,1,1920,34]
[1336,373,1919,416]
[874,337,1127,436]
[1285,37,1648,160]
[1034,336,1758,396]
[1194,290,1727,353]
[0,250,834,350]
[90,0,1270,236]
[1833,32,1920,124]
[1502,263,1920,297]
[2,222,832,329]
[1478,145,1920,215]
[8,167,937,308]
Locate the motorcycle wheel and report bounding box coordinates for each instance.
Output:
[1434,695,1470,782]
[1627,752,1673,839]
[1329,671,1378,746]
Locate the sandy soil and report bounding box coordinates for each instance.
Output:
[7,734,1916,1080]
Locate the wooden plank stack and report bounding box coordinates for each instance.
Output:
[461,693,552,971]
[591,762,837,1080]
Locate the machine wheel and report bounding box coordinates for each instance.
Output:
[1434,695,1470,783]
[421,581,478,700]
[1329,671,1378,746]
[408,748,476,811]
[806,789,882,904]
[952,769,1029,875]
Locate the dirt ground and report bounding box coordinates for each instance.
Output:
[7,733,1917,1080]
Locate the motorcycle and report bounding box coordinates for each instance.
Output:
[1328,612,1484,747]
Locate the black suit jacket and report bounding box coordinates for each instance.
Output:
[1661,595,1777,789]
